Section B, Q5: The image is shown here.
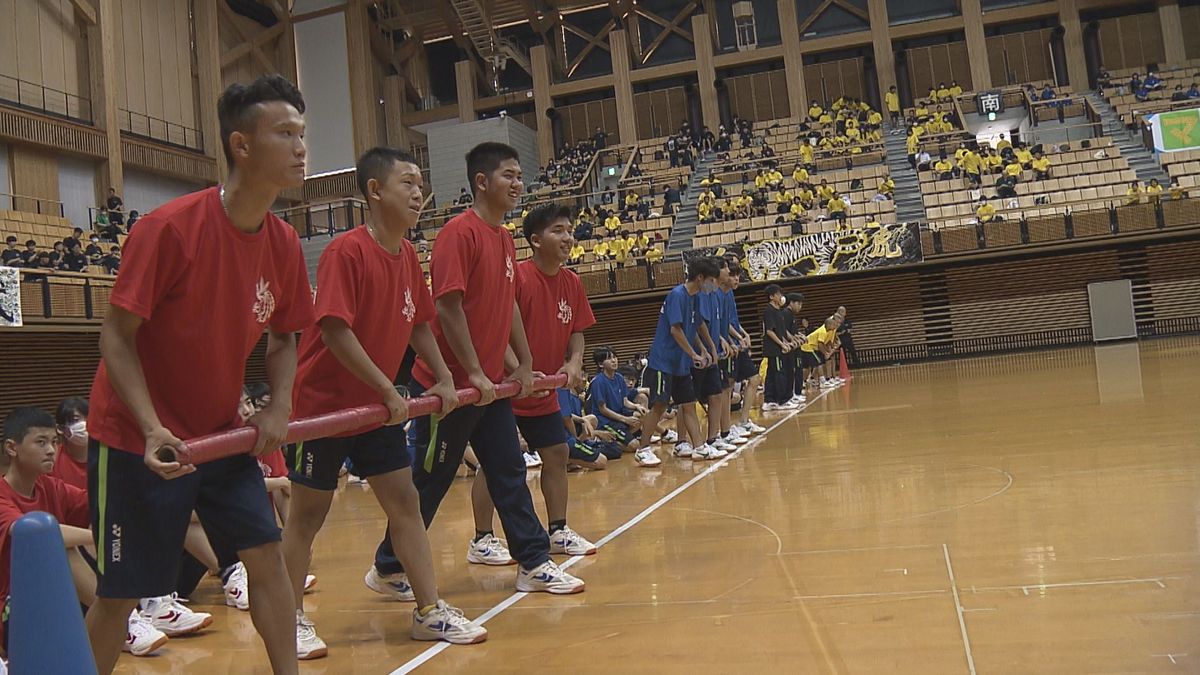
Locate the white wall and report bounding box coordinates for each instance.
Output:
[294,11,354,176]
[426,117,540,209]
[57,155,96,230]
[0,144,10,210]
[122,168,203,217]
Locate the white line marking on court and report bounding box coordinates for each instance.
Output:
[779,543,936,556]
[793,589,946,601]
[885,568,909,575]
[942,544,977,675]
[387,385,841,674]
[1153,653,1187,665]
[970,577,1168,594]
[881,465,1014,524]
[674,507,784,555]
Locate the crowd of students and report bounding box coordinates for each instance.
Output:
[1,228,122,275]
[0,74,861,674]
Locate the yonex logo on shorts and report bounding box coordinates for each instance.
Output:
[110,523,123,563]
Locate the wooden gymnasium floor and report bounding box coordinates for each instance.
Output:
[115,336,1200,674]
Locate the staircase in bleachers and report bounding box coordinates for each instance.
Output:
[883,131,928,224]
[667,154,717,251]
[1084,91,1167,183]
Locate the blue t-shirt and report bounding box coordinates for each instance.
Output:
[697,289,724,357]
[558,387,582,422]
[648,284,698,376]
[719,288,738,349]
[588,371,630,422]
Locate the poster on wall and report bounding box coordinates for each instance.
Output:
[682,223,923,282]
[0,267,22,327]
[1148,108,1200,152]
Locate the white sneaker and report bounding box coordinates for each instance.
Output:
[711,438,737,452]
[124,611,169,656]
[549,526,597,556]
[304,574,318,593]
[777,401,800,410]
[662,429,679,443]
[467,534,515,566]
[691,444,728,461]
[524,452,543,468]
[724,433,750,446]
[296,611,328,660]
[364,567,415,602]
[787,395,805,405]
[140,593,212,636]
[741,421,766,434]
[673,442,694,458]
[412,600,488,644]
[515,560,586,594]
[223,561,249,611]
[762,402,779,411]
[635,448,662,466]
[820,381,836,389]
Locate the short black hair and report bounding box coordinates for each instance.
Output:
[522,203,572,241]
[765,284,782,298]
[24,240,35,247]
[465,142,519,195]
[55,397,88,427]
[786,292,805,304]
[687,256,720,281]
[355,146,420,201]
[217,74,306,166]
[245,382,271,406]
[593,346,616,365]
[711,256,729,271]
[5,236,15,244]
[3,407,55,444]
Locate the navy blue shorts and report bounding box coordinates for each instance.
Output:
[692,365,722,400]
[718,356,735,388]
[597,418,640,445]
[516,412,568,450]
[735,351,758,381]
[287,423,410,491]
[642,367,697,406]
[89,440,280,599]
[800,350,825,368]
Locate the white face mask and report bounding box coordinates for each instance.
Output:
[68,420,88,439]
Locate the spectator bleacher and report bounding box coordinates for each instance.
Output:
[1099,62,1200,128]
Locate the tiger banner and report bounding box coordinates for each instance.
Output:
[0,266,22,327]
[682,223,923,282]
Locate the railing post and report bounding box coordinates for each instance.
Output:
[1064,212,1075,239]
[1108,204,1118,234]
[1155,201,1165,229]
[40,278,51,319]
[83,279,94,320]
[1019,216,1030,244]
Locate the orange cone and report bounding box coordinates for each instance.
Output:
[839,349,851,381]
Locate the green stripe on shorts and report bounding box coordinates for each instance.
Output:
[422,416,440,473]
[96,444,109,575]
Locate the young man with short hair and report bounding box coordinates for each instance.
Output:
[724,269,766,436]
[282,147,486,659]
[589,346,644,452]
[761,286,798,411]
[786,293,808,405]
[466,202,599,560]
[85,75,314,675]
[633,257,722,465]
[696,258,740,453]
[368,142,585,596]
[800,316,842,390]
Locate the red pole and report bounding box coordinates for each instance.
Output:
[163,374,568,465]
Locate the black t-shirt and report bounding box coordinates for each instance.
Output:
[62,252,87,272]
[107,195,123,210]
[762,306,789,357]
[1,249,20,265]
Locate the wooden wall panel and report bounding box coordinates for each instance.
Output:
[1097,11,1167,71]
[114,0,197,132]
[0,0,89,112]
[987,30,1055,88]
[10,146,60,202]
[802,58,864,107]
[727,71,790,123]
[1183,6,1200,61]
[906,42,972,98]
[634,86,688,140]
[557,98,619,146]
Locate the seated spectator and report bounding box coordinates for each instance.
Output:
[106,187,125,225]
[1145,71,1162,90]
[1169,178,1189,200]
[995,173,1018,199]
[878,175,894,199]
[936,82,951,102]
[48,241,65,267]
[807,100,824,121]
[557,383,612,471]
[775,188,793,214]
[700,171,722,195]
[1125,180,1143,206]
[949,81,963,97]
[1172,85,1189,102]
[1003,160,1023,181]
[1040,84,1055,101]
[604,211,622,234]
[622,191,641,218]
[2,237,20,267]
[593,238,611,260]
[1031,151,1051,180]
[569,241,584,263]
[456,188,472,205]
[976,197,998,224]
[934,154,954,180]
[19,240,37,266]
[588,347,645,450]
[1189,83,1200,99]
[816,179,834,202]
[502,220,516,233]
[63,227,84,253]
[573,217,593,242]
[100,245,121,274]
[61,243,88,272]
[827,193,847,223]
[124,210,139,233]
[85,235,104,262]
[1145,178,1164,203]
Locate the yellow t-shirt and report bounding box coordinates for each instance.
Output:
[1125,187,1142,205]
[961,152,982,175]
[808,105,823,119]
[593,241,610,257]
[817,184,834,201]
[1032,157,1051,173]
[1015,148,1033,165]
[797,188,814,205]
[818,113,833,126]
[790,202,804,218]
[880,178,895,194]
[792,167,809,184]
[986,153,1003,170]
[949,85,963,97]
[867,111,883,126]
[625,193,639,207]
[976,203,997,222]
[827,197,846,214]
[1146,183,1164,200]
[646,247,663,263]
[636,233,650,249]
[906,135,919,155]
[801,325,830,353]
[934,159,953,174]
[605,216,621,232]
[755,174,769,190]
[768,170,784,184]
[996,139,1013,152]
[1003,163,1023,178]
[800,144,814,163]
[776,190,793,205]
[569,244,584,261]
[503,221,516,233]
[698,202,712,220]
[885,91,900,112]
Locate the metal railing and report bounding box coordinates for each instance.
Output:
[13,267,115,323]
[0,74,92,122]
[0,192,65,218]
[119,109,204,151]
[274,199,369,239]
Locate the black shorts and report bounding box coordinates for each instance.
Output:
[89,440,280,599]
[287,423,410,491]
[800,350,825,368]
[735,351,758,381]
[719,356,735,388]
[642,367,697,406]
[692,365,723,400]
[596,418,639,445]
[516,412,568,450]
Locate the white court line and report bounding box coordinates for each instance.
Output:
[969,576,1169,594]
[943,544,977,675]
[387,385,841,674]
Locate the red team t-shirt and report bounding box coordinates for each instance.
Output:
[411,209,517,389]
[510,261,595,417]
[88,187,315,455]
[0,476,89,632]
[293,226,434,434]
[49,447,87,491]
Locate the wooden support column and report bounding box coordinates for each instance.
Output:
[867,0,896,107]
[194,0,226,182]
[610,29,637,143]
[346,0,380,157]
[961,0,992,90]
[777,0,807,120]
[1159,0,1187,65]
[383,74,409,151]
[455,61,477,123]
[86,0,122,194]
[530,44,555,165]
[1058,0,1089,92]
[692,14,719,133]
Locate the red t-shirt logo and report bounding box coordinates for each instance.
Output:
[557,297,572,325]
[505,255,514,282]
[402,287,416,323]
[253,277,276,324]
